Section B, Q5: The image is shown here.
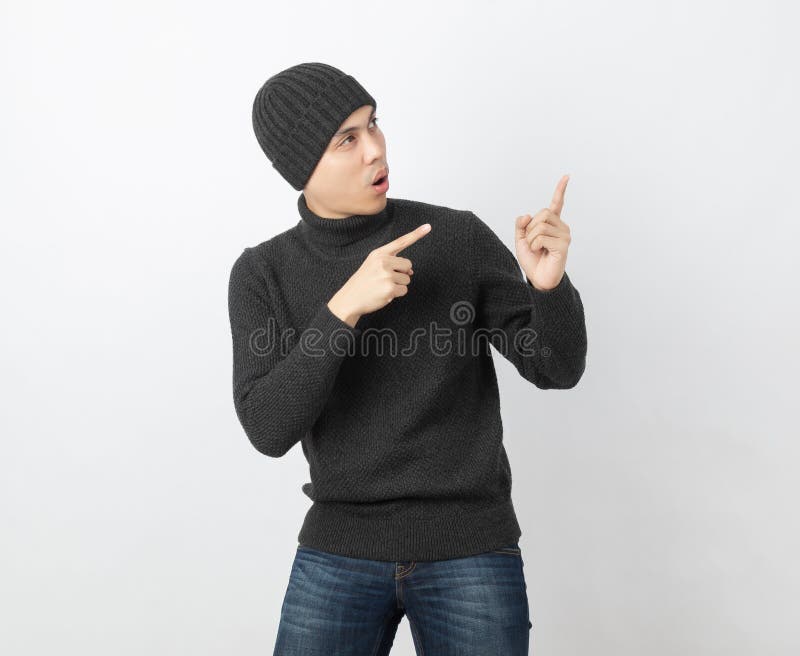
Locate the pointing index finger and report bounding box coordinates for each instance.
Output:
[377,223,432,255]
[549,174,570,216]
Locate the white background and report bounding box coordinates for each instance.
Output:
[2,0,798,654]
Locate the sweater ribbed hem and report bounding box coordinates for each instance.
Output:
[297,497,522,562]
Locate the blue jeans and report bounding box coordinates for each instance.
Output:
[273,542,533,655]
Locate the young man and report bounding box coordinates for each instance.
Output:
[229,62,587,655]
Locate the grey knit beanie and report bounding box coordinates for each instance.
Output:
[251,62,377,190]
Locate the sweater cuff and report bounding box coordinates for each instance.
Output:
[308,302,363,341]
[526,271,579,318]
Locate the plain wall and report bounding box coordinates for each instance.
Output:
[2,0,798,654]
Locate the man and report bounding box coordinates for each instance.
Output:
[229,62,587,656]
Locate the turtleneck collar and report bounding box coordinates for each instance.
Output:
[296,192,395,254]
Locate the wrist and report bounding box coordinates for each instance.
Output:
[526,273,564,292]
[327,295,361,329]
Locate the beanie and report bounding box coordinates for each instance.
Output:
[251,62,377,191]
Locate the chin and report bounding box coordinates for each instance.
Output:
[371,196,389,210]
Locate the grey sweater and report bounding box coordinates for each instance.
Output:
[227,192,587,561]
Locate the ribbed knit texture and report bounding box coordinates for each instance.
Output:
[252,63,377,190]
[227,193,588,562]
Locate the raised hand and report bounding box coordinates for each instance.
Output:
[515,174,573,291]
[328,223,432,327]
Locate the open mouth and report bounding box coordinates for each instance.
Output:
[372,175,387,186]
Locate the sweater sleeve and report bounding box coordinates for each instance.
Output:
[468,211,587,389]
[227,248,361,457]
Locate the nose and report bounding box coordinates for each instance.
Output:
[363,129,385,162]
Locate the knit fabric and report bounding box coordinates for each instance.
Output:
[251,62,377,190]
[227,193,588,562]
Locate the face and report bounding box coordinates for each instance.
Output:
[303,104,389,219]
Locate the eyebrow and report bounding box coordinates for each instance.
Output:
[331,108,377,140]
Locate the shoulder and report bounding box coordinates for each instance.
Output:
[390,196,472,220]
[240,224,296,260]
[390,196,477,233]
[229,226,296,283]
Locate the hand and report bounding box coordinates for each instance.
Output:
[328,223,432,327]
[515,174,573,291]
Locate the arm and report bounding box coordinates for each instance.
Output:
[469,212,587,389]
[227,248,360,457]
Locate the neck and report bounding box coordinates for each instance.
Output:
[296,192,395,254]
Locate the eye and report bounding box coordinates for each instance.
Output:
[340,117,379,146]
